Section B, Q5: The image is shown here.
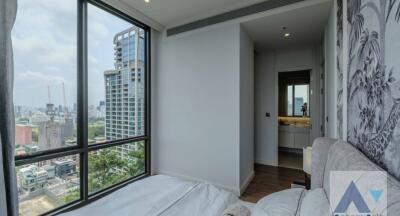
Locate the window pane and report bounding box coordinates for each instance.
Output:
[294,85,309,116]
[88,4,146,144]
[17,155,80,216]
[88,141,145,194]
[287,85,293,116]
[13,0,78,155]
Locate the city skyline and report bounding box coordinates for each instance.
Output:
[12,1,147,215]
[12,1,131,108]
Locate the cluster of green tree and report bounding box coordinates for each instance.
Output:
[88,142,145,193]
[88,124,105,140]
[61,189,80,204]
[88,117,106,124]
[32,127,38,142]
[60,142,145,203]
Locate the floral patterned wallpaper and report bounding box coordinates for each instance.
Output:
[346,0,400,179]
[337,0,344,139]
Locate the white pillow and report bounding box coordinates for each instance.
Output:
[221,202,251,216]
[300,188,331,216]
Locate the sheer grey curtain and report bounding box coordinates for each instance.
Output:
[0,0,18,215]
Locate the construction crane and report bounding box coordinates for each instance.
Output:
[48,85,51,103]
[46,85,55,121]
[62,82,68,121]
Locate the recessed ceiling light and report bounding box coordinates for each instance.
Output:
[284,33,290,37]
[144,0,150,3]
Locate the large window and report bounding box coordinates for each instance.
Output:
[287,84,309,116]
[12,0,150,215]
[278,70,310,117]
[13,0,78,157]
[87,3,145,144]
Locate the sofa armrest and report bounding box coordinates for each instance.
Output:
[311,137,337,189]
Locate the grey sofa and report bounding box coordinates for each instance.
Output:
[251,138,400,216]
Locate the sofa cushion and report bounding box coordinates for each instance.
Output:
[323,140,400,215]
[386,177,400,215]
[252,188,305,216]
[311,137,337,189]
[299,188,331,216]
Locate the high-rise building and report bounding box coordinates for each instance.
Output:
[88,105,97,119]
[104,27,145,157]
[15,105,22,118]
[294,97,304,116]
[38,119,74,151]
[97,101,106,118]
[46,103,56,121]
[58,105,63,115]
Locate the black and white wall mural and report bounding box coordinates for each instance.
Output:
[346,0,400,179]
[337,0,344,139]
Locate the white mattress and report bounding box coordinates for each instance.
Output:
[60,175,238,216]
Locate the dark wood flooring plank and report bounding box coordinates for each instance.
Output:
[240,164,305,203]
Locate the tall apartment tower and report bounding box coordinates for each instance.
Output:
[104,27,145,157]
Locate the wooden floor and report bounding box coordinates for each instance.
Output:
[278,151,303,170]
[240,164,305,203]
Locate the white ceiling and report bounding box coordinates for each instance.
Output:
[120,0,266,27]
[242,1,331,51]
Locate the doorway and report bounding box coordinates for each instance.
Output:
[277,70,311,170]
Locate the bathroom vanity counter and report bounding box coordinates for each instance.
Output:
[278,119,311,149]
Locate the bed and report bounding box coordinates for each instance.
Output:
[60,175,252,216]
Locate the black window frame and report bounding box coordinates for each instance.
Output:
[13,0,151,215]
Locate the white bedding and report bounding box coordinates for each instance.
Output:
[240,200,255,212]
[60,175,238,216]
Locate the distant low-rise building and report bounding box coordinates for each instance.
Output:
[15,147,27,156]
[18,165,48,192]
[52,160,76,177]
[15,124,32,146]
[23,144,40,154]
[43,165,56,179]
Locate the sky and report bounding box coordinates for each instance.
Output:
[12,0,132,108]
[294,85,308,102]
[287,85,309,103]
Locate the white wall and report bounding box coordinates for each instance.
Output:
[275,49,315,72]
[239,27,254,192]
[324,3,337,138]
[153,24,254,195]
[254,47,323,166]
[151,29,161,175]
[254,52,277,165]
